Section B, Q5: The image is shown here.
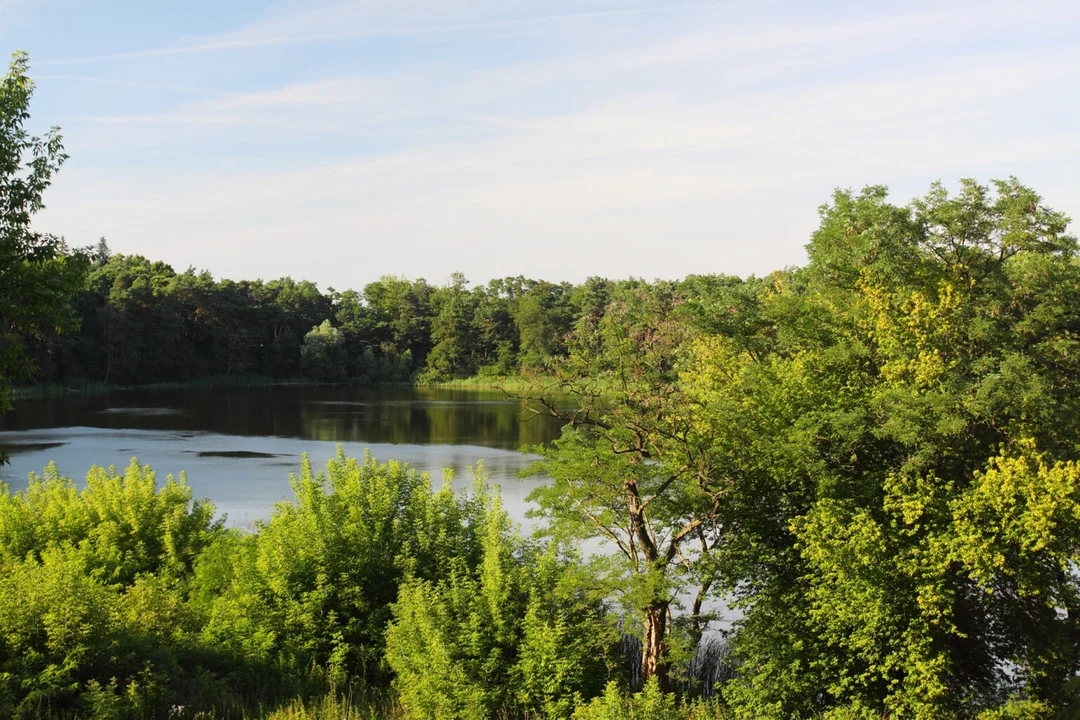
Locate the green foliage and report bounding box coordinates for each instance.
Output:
[301,320,348,382]
[0,460,225,718]
[0,458,221,583]
[8,102,1080,720]
[572,679,727,720]
[519,285,724,690]
[200,449,489,682]
[0,51,89,422]
[385,486,617,720]
[974,698,1054,720]
[424,272,480,381]
[17,254,668,389]
[514,280,576,369]
[0,448,635,719]
[683,179,1080,718]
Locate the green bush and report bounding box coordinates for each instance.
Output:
[572,679,727,720]
[0,459,220,584]
[200,449,489,682]
[0,461,225,718]
[385,490,617,720]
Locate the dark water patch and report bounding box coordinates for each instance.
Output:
[99,407,182,417]
[0,441,67,454]
[195,451,290,459]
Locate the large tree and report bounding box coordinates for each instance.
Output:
[689,179,1080,718]
[0,51,88,415]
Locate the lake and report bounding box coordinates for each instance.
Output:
[0,386,564,528]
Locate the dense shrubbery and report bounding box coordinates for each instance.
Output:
[0,452,639,719]
[0,461,226,717]
[386,499,616,719]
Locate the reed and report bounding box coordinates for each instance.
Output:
[417,375,545,392]
[9,380,112,400]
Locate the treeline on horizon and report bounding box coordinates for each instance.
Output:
[20,245,734,388]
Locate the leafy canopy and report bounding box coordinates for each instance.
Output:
[0,51,88,418]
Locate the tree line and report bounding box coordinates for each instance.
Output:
[21,248,692,387]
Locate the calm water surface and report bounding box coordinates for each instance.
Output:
[0,387,564,528]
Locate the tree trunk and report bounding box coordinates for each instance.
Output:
[642,601,671,692]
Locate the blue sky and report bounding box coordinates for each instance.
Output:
[3,0,1079,290]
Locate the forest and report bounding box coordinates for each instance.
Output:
[18,243,692,388]
[6,52,1080,720]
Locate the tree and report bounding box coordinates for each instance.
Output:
[300,319,347,382]
[687,179,1080,718]
[425,272,479,380]
[364,276,435,372]
[514,280,575,368]
[520,286,727,692]
[93,236,110,265]
[472,278,520,375]
[0,51,89,415]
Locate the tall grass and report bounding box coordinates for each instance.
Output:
[418,375,546,392]
[9,379,111,400]
[10,373,552,399]
[141,375,310,390]
[175,685,401,720]
[251,687,402,720]
[9,376,337,399]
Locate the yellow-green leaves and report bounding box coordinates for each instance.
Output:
[684,180,1080,718]
[950,441,1080,592]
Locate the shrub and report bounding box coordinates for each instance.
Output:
[386,490,617,720]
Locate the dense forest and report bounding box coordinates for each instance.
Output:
[20,245,701,387]
[7,51,1080,720]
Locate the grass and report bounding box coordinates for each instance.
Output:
[173,685,402,720]
[141,375,310,390]
[9,379,112,400]
[9,376,329,399]
[254,690,401,720]
[418,374,552,392]
[9,373,556,401]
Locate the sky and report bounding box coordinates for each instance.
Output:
[3,0,1079,291]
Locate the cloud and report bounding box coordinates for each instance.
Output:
[37,37,1080,287]
[37,1,722,66]
[35,75,230,97]
[27,0,1080,289]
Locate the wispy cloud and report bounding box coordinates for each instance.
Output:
[36,75,230,97]
[21,0,1080,289]
[37,1,722,66]
[38,35,1080,285]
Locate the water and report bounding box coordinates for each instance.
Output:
[0,386,564,528]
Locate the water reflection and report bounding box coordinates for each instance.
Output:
[0,387,564,528]
[0,386,561,449]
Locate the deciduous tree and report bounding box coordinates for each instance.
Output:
[0,51,88,417]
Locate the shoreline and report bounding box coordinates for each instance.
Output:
[8,374,543,400]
